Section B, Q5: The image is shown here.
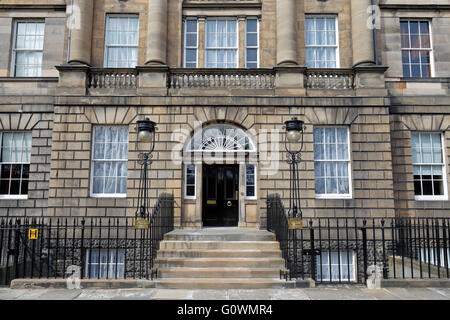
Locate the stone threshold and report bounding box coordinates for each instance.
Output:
[10,278,315,290]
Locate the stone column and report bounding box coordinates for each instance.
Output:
[238,17,246,68]
[276,0,297,65]
[197,17,206,68]
[145,0,168,65]
[351,0,375,66]
[68,0,94,65]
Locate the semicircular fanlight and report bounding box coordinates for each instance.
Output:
[188,124,256,152]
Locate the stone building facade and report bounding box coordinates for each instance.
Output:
[0,0,448,230]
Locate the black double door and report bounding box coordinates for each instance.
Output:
[202,165,239,227]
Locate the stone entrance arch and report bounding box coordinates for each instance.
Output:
[181,123,259,229]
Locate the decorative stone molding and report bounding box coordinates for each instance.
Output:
[193,106,255,130]
[0,113,42,131]
[303,107,359,126]
[398,114,450,132]
[83,106,138,125]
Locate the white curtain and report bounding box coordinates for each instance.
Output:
[305,17,337,68]
[206,19,237,68]
[105,16,139,68]
[2,132,31,163]
[314,127,349,195]
[92,126,128,195]
[14,22,44,77]
[88,249,125,278]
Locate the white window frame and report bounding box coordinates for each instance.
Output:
[412,132,448,201]
[314,126,352,199]
[85,249,125,279]
[245,17,259,68]
[205,18,239,69]
[245,163,257,200]
[10,20,45,77]
[305,15,340,69]
[103,14,140,68]
[316,250,357,283]
[184,164,196,200]
[0,132,32,200]
[184,18,198,68]
[400,19,435,78]
[90,126,128,198]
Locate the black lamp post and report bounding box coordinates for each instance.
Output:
[284,117,305,219]
[135,118,157,220]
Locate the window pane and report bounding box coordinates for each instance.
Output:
[92,126,128,195]
[247,48,257,62]
[246,19,257,33]
[186,20,197,33]
[186,33,197,47]
[315,162,325,177]
[315,177,325,194]
[247,33,258,47]
[105,16,139,67]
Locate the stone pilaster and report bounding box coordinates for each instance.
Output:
[276,0,297,66]
[351,0,375,66]
[68,0,94,66]
[145,0,168,65]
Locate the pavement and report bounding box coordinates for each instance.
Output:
[1,286,450,300]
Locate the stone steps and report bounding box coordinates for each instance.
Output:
[157,267,283,279]
[159,241,280,250]
[154,257,285,268]
[153,228,286,289]
[153,278,288,289]
[156,249,282,258]
[164,228,276,241]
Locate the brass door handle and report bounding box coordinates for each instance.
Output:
[227,201,232,207]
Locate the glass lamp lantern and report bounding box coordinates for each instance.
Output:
[137,118,156,153]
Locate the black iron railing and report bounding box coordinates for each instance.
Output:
[267,194,450,284]
[0,194,174,286]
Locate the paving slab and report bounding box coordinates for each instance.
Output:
[111,289,156,300]
[152,289,195,300]
[303,288,375,300]
[268,289,311,300]
[361,289,402,300]
[10,289,51,300]
[428,287,450,298]
[34,289,82,300]
[0,289,35,300]
[191,290,229,300]
[384,288,449,300]
[75,289,122,300]
[226,289,281,300]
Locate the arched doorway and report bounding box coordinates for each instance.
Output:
[183,123,257,228]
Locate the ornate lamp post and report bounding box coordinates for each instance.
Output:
[284,117,305,220]
[135,118,157,220]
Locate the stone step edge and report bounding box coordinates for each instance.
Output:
[155,258,285,262]
[9,278,316,289]
[157,267,287,271]
[153,278,315,289]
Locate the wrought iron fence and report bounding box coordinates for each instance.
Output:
[267,194,450,284]
[0,194,174,286]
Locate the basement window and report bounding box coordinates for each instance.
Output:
[85,249,125,279]
[316,250,356,283]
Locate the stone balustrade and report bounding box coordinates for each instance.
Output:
[56,65,386,96]
[88,68,138,89]
[168,68,275,89]
[305,69,355,90]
